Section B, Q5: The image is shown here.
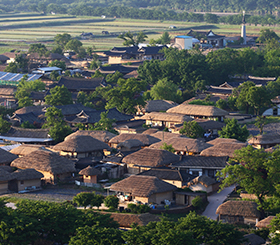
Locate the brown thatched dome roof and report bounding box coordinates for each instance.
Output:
[142,128,159,135]
[53,135,111,153]
[117,139,144,149]
[10,144,45,156]
[150,131,186,141]
[141,112,193,124]
[200,142,247,158]
[122,148,180,167]
[144,100,178,113]
[11,149,75,175]
[207,138,244,145]
[0,148,18,165]
[110,175,177,197]
[248,133,280,145]
[11,168,44,180]
[79,166,101,176]
[216,201,260,218]
[65,130,116,143]
[256,216,275,229]
[109,133,160,146]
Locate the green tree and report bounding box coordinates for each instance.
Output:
[15,54,28,72]
[150,78,182,103]
[218,118,249,142]
[191,196,203,210]
[0,117,11,133]
[45,85,73,106]
[257,29,279,43]
[54,33,72,49]
[49,70,60,81]
[105,78,147,114]
[218,146,280,218]
[254,116,267,135]
[48,60,66,70]
[90,193,104,209]
[215,99,228,110]
[18,96,33,108]
[234,81,255,113]
[69,225,124,245]
[104,195,119,210]
[51,45,63,55]
[269,214,280,244]
[4,62,18,73]
[42,106,72,142]
[65,39,83,53]
[118,31,147,46]
[179,121,204,139]
[106,71,123,84]
[160,142,175,153]
[73,192,93,209]
[28,43,48,57]
[89,111,117,134]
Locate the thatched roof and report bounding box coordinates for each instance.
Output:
[109,133,160,146]
[65,130,116,143]
[0,168,13,181]
[1,127,52,141]
[53,135,111,153]
[79,166,101,176]
[141,112,193,123]
[248,133,280,145]
[166,104,229,117]
[142,128,159,135]
[149,138,212,153]
[200,142,247,158]
[137,168,195,182]
[188,175,216,187]
[14,106,45,115]
[195,119,225,130]
[207,138,244,145]
[11,149,76,175]
[144,100,178,113]
[10,144,45,156]
[110,175,177,197]
[256,216,275,229]
[105,212,161,228]
[0,148,18,165]
[11,168,44,180]
[117,139,144,149]
[122,148,180,167]
[216,201,260,218]
[150,131,186,141]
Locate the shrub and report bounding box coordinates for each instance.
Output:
[104,195,119,210]
[192,196,203,210]
[127,203,150,214]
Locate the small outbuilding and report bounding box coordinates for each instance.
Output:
[79,165,101,184]
[0,168,13,194]
[0,148,18,165]
[187,175,219,194]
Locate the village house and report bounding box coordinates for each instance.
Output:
[52,135,111,158]
[141,112,193,128]
[10,144,45,157]
[171,155,228,178]
[65,130,116,143]
[116,139,145,152]
[0,148,18,165]
[11,149,76,184]
[136,100,178,115]
[149,137,212,155]
[256,216,275,229]
[186,175,219,194]
[109,133,160,149]
[78,165,101,185]
[110,175,177,204]
[0,168,13,194]
[248,133,280,149]
[9,168,43,193]
[166,104,229,121]
[121,148,180,174]
[216,201,261,225]
[137,168,195,188]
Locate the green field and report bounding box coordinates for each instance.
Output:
[0,13,278,53]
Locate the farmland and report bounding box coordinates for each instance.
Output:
[0,13,279,53]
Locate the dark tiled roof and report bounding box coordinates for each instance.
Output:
[11,112,44,124]
[0,148,18,165]
[172,155,228,169]
[55,77,106,91]
[137,168,195,182]
[30,91,45,100]
[138,46,167,55]
[1,126,51,139]
[56,104,96,116]
[99,64,137,74]
[207,86,233,95]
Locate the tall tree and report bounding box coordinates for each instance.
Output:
[54,33,72,49]
[118,31,147,46]
[45,85,73,106]
[179,121,204,139]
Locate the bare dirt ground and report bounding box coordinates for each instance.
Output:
[3,184,104,202]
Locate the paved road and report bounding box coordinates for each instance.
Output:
[202,185,235,220]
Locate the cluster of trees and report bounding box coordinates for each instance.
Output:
[0,198,249,245]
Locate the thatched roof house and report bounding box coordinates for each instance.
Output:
[142,128,159,135]
[109,133,160,148]
[0,148,18,165]
[166,104,228,121]
[122,148,180,174]
[256,216,275,229]
[248,133,280,149]
[207,138,245,145]
[0,168,13,194]
[150,131,186,141]
[149,137,212,155]
[65,130,116,143]
[137,168,195,188]
[110,175,177,204]
[137,100,178,115]
[117,139,145,152]
[141,112,193,128]
[79,165,101,184]
[187,175,219,193]
[106,212,161,229]
[200,142,247,158]
[171,155,228,178]
[216,201,261,225]
[10,144,45,157]
[53,135,111,158]
[11,168,44,180]
[11,149,75,184]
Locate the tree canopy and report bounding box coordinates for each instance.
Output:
[45,85,73,106]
